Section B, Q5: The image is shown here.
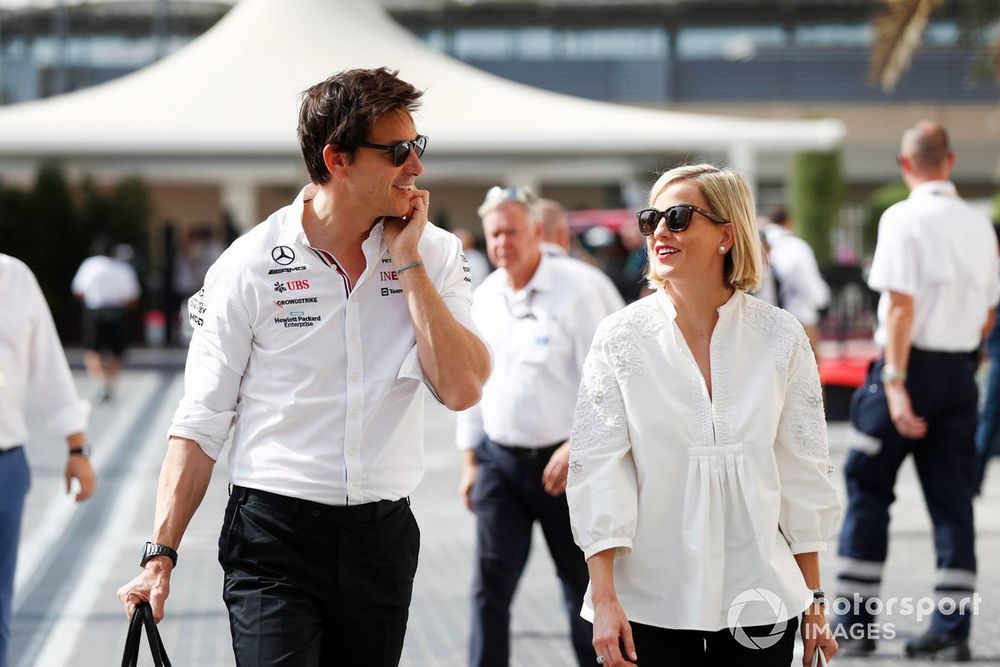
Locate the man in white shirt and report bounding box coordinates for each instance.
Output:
[71,240,141,401]
[457,186,624,667]
[116,68,491,667]
[835,121,999,661]
[537,197,626,316]
[1,254,95,667]
[763,205,830,357]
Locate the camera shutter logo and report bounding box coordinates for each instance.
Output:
[727,588,788,650]
[271,245,295,266]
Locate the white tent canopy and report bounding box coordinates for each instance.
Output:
[0,0,844,224]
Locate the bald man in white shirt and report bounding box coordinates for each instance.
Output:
[116,68,490,667]
[457,186,624,667]
[835,121,999,661]
[0,254,95,667]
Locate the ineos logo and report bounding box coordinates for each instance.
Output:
[271,245,295,266]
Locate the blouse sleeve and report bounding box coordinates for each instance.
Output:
[774,326,842,554]
[567,324,638,560]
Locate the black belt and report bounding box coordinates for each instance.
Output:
[229,485,409,521]
[488,438,564,459]
[910,346,977,362]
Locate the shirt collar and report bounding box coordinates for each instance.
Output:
[501,251,552,297]
[282,183,386,258]
[910,180,957,199]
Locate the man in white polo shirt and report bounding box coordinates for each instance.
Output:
[117,68,491,667]
[0,254,95,667]
[835,121,999,661]
[457,186,623,667]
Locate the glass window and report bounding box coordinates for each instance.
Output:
[453,29,512,60]
[560,28,666,60]
[677,26,786,60]
[924,22,958,46]
[794,23,872,47]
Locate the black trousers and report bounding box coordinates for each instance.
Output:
[628,617,799,666]
[837,349,978,639]
[219,486,420,667]
[470,438,595,667]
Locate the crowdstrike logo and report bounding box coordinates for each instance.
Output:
[727,588,788,650]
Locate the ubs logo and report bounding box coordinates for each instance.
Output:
[271,245,295,266]
[273,279,310,293]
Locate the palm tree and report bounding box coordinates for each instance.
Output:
[870,0,1000,91]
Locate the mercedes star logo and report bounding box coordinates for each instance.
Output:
[271,245,295,266]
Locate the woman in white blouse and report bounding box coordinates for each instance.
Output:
[567,164,841,666]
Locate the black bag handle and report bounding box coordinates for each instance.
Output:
[121,602,172,667]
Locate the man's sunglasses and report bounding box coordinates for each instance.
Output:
[483,185,538,206]
[352,135,428,167]
[637,204,728,236]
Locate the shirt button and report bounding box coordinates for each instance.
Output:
[350,332,359,341]
[349,448,359,457]
[350,372,360,382]
[350,408,360,417]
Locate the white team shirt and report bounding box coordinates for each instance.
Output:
[568,290,841,630]
[0,255,89,448]
[169,185,482,506]
[764,224,830,327]
[71,255,140,309]
[868,181,1000,351]
[455,253,624,450]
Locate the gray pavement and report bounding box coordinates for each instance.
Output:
[11,363,1000,666]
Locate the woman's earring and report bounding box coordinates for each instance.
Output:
[718,245,727,254]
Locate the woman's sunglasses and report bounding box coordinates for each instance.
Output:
[637,204,728,236]
[352,135,428,166]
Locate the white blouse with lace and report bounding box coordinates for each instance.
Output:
[567,289,841,631]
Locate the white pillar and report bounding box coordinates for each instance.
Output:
[221,181,257,233]
[727,144,757,202]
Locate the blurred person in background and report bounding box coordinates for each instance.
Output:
[763,204,830,358]
[567,164,840,667]
[617,213,648,303]
[538,197,625,315]
[974,223,1000,493]
[455,228,491,288]
[71,238,141,402]
[1,254,95,667]
[116,67,490,667]
[457,185,622,667]
[835,121,998,661]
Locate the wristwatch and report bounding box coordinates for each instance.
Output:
[140,541,178,569]
[811,588,827,607]
[880,364,907,384]
[68,444,92,457]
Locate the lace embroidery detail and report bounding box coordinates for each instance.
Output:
[743,298,796,370]
[785,336,828,458]
[709,300,735,446]
[600,300,663,383]
[571,358,628,458]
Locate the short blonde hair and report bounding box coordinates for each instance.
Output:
[644,164,762,292]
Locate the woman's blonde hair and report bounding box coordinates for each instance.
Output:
[644,164,762,292]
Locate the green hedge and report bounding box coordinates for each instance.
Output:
[789,150,843,264]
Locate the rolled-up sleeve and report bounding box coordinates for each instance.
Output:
[168,264,252,460]
[567,325,638,560]
[774,327,842,554]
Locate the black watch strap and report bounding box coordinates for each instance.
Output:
[69,444,92,457]
[140,541,178,568]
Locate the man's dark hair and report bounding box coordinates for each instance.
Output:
[297,68,423,184]
[767,204,790,227]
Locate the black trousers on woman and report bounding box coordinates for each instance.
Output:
[627,616,799,666]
